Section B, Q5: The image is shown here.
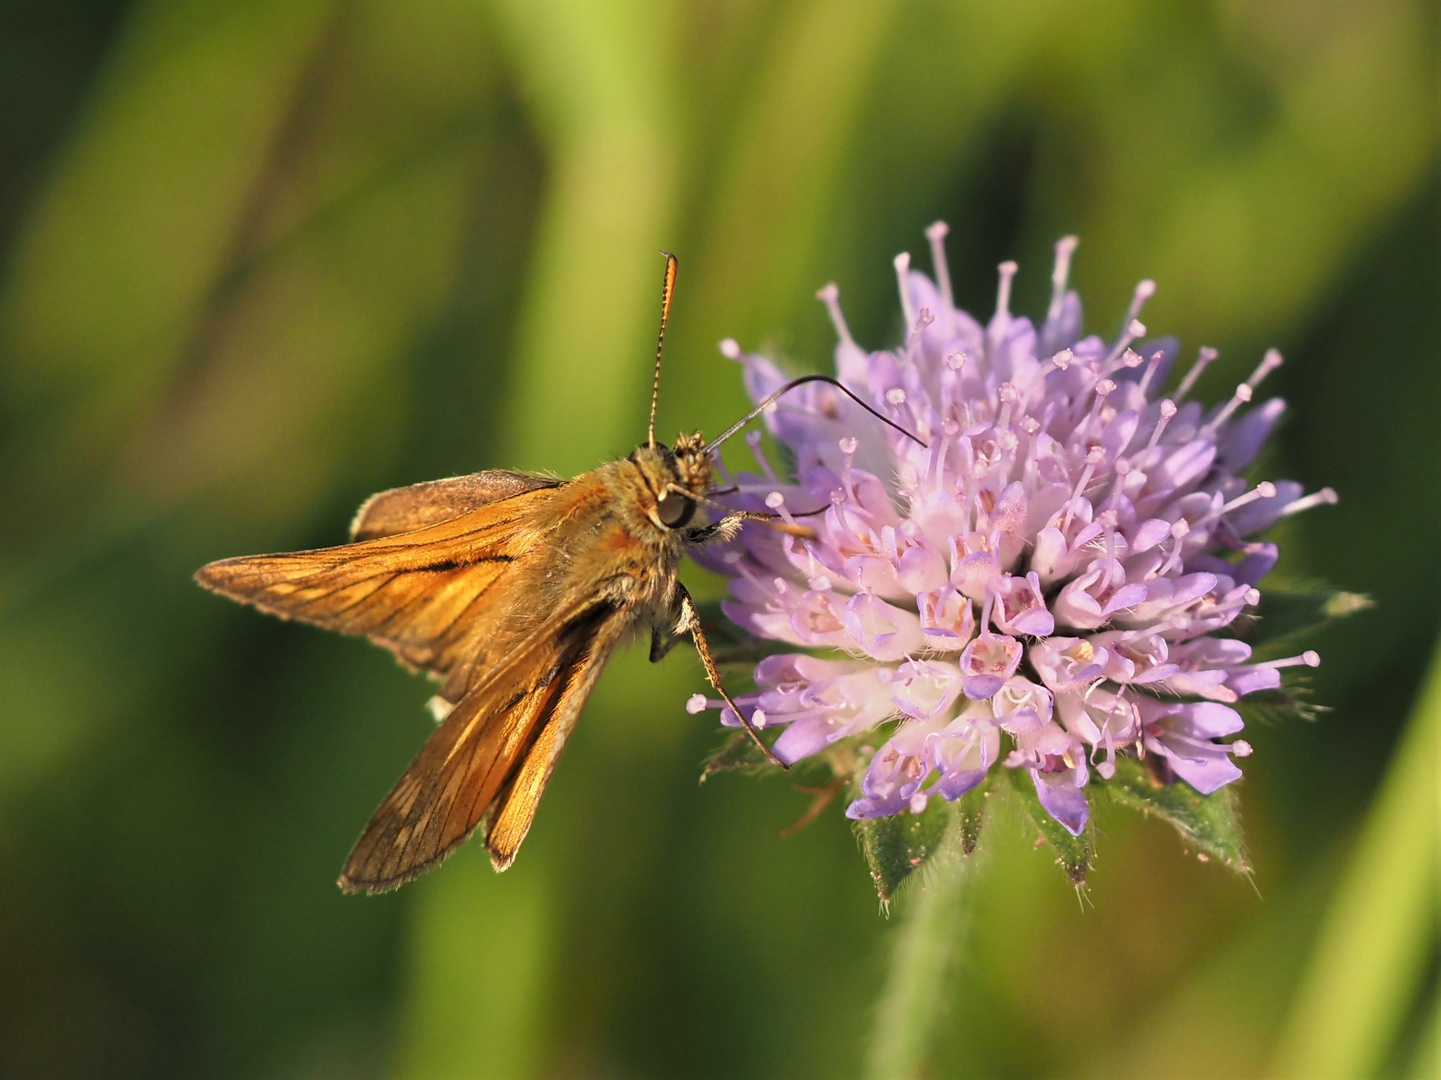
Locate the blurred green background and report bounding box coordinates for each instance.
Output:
[0,1,1435,1077]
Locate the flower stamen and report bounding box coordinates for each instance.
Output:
[1281,488,1339,516]
[926,221,954,310]
[816,283,856,349]
[895,252,916,330]
[1175,346,1218,401]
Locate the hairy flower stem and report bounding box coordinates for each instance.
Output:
[864,855,972,1080]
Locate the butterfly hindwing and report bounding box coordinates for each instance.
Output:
[337,599,628,892]
[349,470,560,542]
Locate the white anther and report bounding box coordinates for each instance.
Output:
[926,221,954,309]
[765,491,785,510]
[1145,399,1178,453]
[816,283,856,348]
[686,693,708,714]
[838,435,859,455]
[1137,349,1166,397]
[719,338,742,359]
[1062,446,1107,532]
[1231,740,1253,757]
[1281,487,1339,516]
[1175,346,1217,401]
[894,252,916,330]
[1105,457,1132,505]
[1124,280,1157,329]
[752,709,767,729]
[995,260,1019,318]
[946,350,967,371]
[746,429,777,479]
[1255,651,1321,670]
[1246,348,1283,390]
[1219,481,1277,515]
[1103,318,1147,370]
[1047,236,1079,325]
[885,387,907,405]
[1202,383,1255,435]
[1051,348,1074,371]
[909,792,929,815]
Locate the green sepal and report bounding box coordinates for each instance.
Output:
[698,730,773,781]
[956,779,990,856]
[852,789,958,904]
[1007,767,1091,886]
[1237,579,1371,656]
[1235,681,1322,726]
[1104,756,1252,874]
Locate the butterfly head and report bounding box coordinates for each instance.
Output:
[629,432,714,531]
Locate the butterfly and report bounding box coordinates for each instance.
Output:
[196,253,915,893]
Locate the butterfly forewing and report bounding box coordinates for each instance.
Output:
[195,481,561,679]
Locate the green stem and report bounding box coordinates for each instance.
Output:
[863,855,972,1080]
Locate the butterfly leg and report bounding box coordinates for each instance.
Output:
[664,585,787,770]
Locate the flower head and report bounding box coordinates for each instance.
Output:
[693,224,1333,836]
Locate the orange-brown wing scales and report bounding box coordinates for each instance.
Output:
[483,610,623,869]
[195,487,557,677]
[349,471,560,542]
[337,602,622,893]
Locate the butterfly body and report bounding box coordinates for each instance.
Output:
[197,434,721,893]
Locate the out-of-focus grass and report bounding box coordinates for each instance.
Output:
[0,0,1433,1077]
[1272,639,1438,1080]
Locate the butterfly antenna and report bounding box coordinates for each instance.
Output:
[648,251,679,450]
[705,375,928,454]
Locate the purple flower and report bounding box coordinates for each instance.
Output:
[693,224,1333,837]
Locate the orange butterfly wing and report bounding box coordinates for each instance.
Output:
[338,598,628,891]
[348,471,559,542]
[198,467,665,888]
[195,478,560,681]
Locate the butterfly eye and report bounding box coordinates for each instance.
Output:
[656,490,696,529]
